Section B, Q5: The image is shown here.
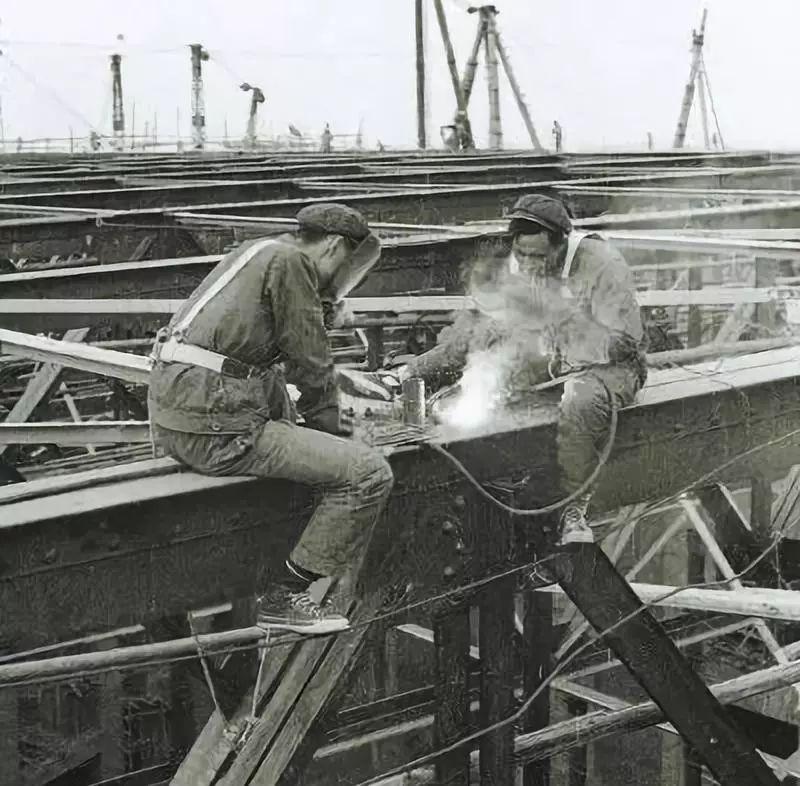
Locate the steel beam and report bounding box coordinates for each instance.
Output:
[553,542,778,785]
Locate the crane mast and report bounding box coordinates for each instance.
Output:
[240,82,265,150]
[110,53,125,152]
[673,8,708,148]
[189,43,209,149]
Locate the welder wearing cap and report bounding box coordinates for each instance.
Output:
[148,203,392,635]
[505,194,647,540]
[406,194,646,543]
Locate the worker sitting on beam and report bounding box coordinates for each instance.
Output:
[148,204,394,635]
[403,194,647,544]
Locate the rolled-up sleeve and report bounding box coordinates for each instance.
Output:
[266,252,338,415]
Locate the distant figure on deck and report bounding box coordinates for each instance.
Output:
[148,204,393,635]
[552,120,563,152]
[321,123,333,153]
[454,110,475,151]
[402,194,647,545]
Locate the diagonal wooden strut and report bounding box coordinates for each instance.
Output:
[172,586,384,786]
[553,541,779,786]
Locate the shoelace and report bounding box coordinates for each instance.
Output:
[562,506,585,527]
[288,591,326,619]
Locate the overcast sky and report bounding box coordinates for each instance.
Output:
[0,0,796,152]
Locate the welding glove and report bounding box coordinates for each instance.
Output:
[304,404,354,436]
[336,368,395,401]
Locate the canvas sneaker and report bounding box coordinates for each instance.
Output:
[256,586,350,635]
[559,495,595,544]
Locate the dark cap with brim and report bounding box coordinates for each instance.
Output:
[507,194,572,235]
[296,203,370,242]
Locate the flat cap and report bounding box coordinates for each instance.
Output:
[507,194,572,235]
[296,203,370,242]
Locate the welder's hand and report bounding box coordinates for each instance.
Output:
[322,301,354,330]
[377,369,404,393]
[304,405,353,436]
[336,368,394,401]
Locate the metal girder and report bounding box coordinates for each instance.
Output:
[3,346,800,652]
[553,542,778,786]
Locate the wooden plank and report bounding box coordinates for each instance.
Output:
[548,680,800,780]
[433,606,471,786]
[539,581,800,621]
[687,266,704,347]
[0,328,150,384]
[170,635,297,786]
[755,256,780,331]
[0,691,18,786]
[0,290,788,319]
[0,456,178,506]
[751,472,775,541]
[0,420,150,445]
[0,326,89,457]
[238,595,383,786]
[478,501,516,786]
[521,589,554,786]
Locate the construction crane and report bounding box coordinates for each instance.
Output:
[110,53,125,152]
[431,2,542,152]
[189,43,210,150]
[239,82,265,150]
[673,8,724,149]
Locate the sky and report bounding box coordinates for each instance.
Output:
[0,0,796,152]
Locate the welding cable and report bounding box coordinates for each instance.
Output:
[428,373,619,517]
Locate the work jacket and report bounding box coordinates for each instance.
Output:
[148,237,338,435]
[526,234,646,373]
[406,234,647,391]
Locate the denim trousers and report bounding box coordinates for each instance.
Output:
[153,420,394,578]
[557,363,643,495]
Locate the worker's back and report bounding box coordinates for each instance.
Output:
[148,238,319,435]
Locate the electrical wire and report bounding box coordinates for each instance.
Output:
[2,54,98,132]
[0,559,546,690]
[429,374,618,516]
[350,519,793,786]
[700,55,725,150]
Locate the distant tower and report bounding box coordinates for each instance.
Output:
[673,9,709,148]
[240,82,265,150]
[189,44,210,149]
[110,53,125,152]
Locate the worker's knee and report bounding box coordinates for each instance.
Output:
[353,450,394,500]
[560,374,610,429]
